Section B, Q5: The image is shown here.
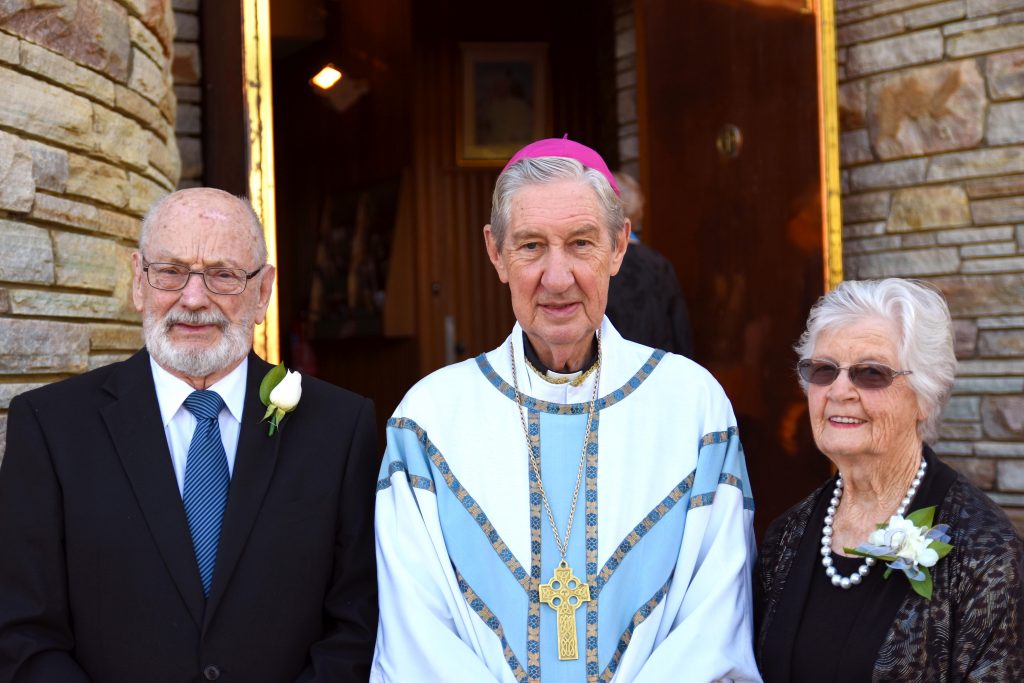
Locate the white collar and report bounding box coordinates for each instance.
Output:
[533,366,583,383]
[150,355,249,427]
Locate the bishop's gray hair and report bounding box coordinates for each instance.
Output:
[139,191,268,267]
[794,278,957,444]
[489,156,626,250]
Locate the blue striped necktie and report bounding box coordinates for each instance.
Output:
[182,390,230,597]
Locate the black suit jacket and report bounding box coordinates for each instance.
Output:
[605,241,694,358]
[0,350,378,682]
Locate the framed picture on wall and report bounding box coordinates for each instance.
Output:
[457,42,550,167]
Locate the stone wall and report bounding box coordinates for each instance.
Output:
[173,0,201,187]
[0,0,180,458]
[836,0,1024,529]
[614,0,639,180]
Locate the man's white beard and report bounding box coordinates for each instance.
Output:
[145,308,252,378]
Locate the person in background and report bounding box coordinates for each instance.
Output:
[604,170,694,357]
[0,188,379,682]
[755,278,1022,682]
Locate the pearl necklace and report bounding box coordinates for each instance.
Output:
[820,458,927,589]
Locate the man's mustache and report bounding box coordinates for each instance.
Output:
[161,310,229,332]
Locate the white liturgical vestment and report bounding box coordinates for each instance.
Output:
[372,319,761,682]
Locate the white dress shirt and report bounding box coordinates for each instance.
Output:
[150,356,247,495]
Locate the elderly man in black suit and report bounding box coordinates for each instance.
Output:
[0,188,378,682]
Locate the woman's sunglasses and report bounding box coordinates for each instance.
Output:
[797,359,913,390]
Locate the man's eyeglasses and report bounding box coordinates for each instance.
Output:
[797,359,912,390]
[142,260,264,295]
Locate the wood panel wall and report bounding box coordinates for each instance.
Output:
[411,40,510,369]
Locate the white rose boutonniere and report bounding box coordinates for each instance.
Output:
[259,363,302,436]
[845,505,953,600]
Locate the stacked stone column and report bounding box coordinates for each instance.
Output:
[837,0,1024,529]
[614,0,640,180]
[173,0,202,187]
[0,0,180,457]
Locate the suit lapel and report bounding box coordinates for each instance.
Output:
[100,350,206,626]
[204,353,281,627]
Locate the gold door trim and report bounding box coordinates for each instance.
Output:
[243,0,280,363]
[816,0,843,290]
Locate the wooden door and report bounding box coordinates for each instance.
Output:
[640,0,832,534]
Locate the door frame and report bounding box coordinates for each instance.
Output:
[242,0,280,363]
[815,0,844,290]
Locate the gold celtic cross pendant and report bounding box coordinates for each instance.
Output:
[538,560,591,660]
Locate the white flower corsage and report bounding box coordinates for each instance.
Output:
[845,505,952,600]
[259,363,302,436]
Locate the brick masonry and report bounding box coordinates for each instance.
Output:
[173,0,202,187]
[614,0,639,181]
[838,0,1024,531]
[0,0,181,464]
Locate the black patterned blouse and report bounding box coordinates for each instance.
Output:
[755,447,1023,682]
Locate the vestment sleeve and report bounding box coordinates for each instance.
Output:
[0,395,92,682]
[370,421,505,683]
[632,427,761,683]
[297,397,380,681]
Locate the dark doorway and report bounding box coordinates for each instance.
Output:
[271,0,420,430]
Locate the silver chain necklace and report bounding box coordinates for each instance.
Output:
[509,335,602,661]
[508,334,601,561]
[821,457,927,589]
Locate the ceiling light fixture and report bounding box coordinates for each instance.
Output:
[311,64,342,90]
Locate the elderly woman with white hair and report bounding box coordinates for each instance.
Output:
[755,278,1022,682]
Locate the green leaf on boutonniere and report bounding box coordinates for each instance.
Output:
[931,540,954,560]
[845,546,897,563]
[911,567,934,600]
[906,505,936,529]
[259,363,287,406]
[259,363,302,436]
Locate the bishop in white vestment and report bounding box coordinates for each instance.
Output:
[372,138,761,683]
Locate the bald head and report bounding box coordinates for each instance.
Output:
[139,188,267,267]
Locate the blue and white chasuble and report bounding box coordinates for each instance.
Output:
[372,319,761,682]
